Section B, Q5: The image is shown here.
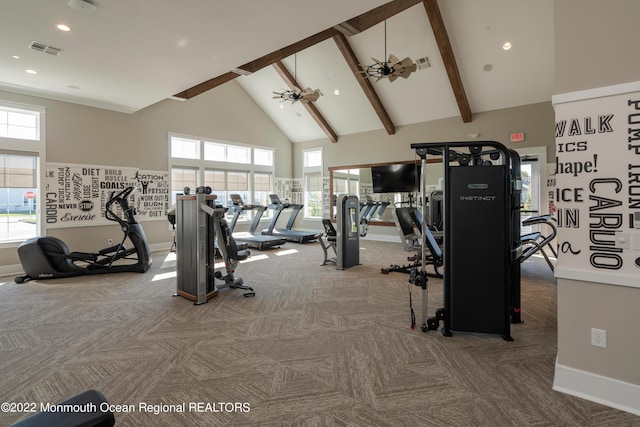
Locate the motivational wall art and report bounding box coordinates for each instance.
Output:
[553,84,640,287]
[44,163,169,228]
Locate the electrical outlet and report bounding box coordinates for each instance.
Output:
[108,238,113,246]
[591,328,607,348]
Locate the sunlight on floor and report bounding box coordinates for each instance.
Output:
[151,247,297,281]
[152,271,177,282]
[240,254,269,263]
[274,249,299,256]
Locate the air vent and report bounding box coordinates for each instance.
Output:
[415,56,432,70]
[29,41,63,56]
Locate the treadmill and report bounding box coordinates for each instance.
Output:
[261,194,320,243]
[227,194,287,250]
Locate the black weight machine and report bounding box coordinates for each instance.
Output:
[408,141,522,341]
[382,206,443,278]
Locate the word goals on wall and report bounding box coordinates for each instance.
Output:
[44,163,169,228]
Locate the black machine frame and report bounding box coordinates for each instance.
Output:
[410,141,522,341]
[15,186,152,283]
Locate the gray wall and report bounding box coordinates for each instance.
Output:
[0,82,293,268]
[554,0,640,392]
[293,101,555,235]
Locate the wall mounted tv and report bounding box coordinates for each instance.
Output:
[371,163,421,193]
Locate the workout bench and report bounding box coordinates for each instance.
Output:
[519,214,557,271]
[320,219,337,266]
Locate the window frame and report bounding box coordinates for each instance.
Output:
[302,148,323,219]
[0,100,46,247]
[169,133,275,223]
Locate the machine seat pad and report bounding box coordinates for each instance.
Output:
[520,232,542,243]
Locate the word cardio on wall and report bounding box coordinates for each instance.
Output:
[554,88,640,280]
[44,163,169,228]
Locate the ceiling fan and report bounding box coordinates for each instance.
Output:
[362,55,417,82]
[362,20,416,82]
[272,87,322,104]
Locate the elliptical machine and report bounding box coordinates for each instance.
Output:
[15,186,152,283]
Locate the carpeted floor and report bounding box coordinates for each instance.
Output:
[1,239,638,426]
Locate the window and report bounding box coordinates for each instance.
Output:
[171,137,200,160]
[254,148,273,166]
[0,106,40,141]
[304,149,322,168]
[302,148,323,218]
[169,135,275,223]
[204,141,250,164]
[171,167,197,203]
[0,101,44,244]
[305,173,323,218]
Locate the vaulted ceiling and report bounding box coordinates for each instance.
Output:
[0,0,554,143]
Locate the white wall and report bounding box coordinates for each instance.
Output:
[552,0,640,415]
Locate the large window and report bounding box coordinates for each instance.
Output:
[303,148,323,218]
[169,135,275,222]
[0,101,44,244]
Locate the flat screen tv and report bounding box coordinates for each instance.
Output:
[371,163,420,193]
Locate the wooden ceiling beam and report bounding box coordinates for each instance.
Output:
[337,0,422,35]
[174,0,423,100]
[332,32,395,135]
[173,29,340,100]
[172,72,239,99]
[422,0,472,123]
[272,61,338,143]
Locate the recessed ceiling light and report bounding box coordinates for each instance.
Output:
[68,85,81,90]
[334,89,340,95]
[502,42,512,51]
[12,55,20,59]
[483,64,493,72]
[56,24,71,32]
[25,69,38,75]
[279,104,284,109]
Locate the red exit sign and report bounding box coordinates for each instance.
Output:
[510,132,525,142]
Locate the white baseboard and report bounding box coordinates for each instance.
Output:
[0,263,22,279]
[553,362,640,416]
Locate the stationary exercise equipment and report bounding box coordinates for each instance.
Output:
[227,194,287,250]
[382,206,443,278]
[262,194,320,243]
[409,141,522,341]
[519,214,557,271]
[319,219,337,266]
[10,389,114,427]
[336,194,360,269]
[174,186,253,305]
[14,186,151,283]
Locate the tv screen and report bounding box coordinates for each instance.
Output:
[371,163,420,193]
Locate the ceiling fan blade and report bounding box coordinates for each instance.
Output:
[398,63,417,78]
[397,57,412,66]
[388,54,399,64]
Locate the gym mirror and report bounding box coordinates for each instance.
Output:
[328,159,442,226]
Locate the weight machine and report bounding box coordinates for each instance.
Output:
[174,187,253,305]
[409,141,522,340]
